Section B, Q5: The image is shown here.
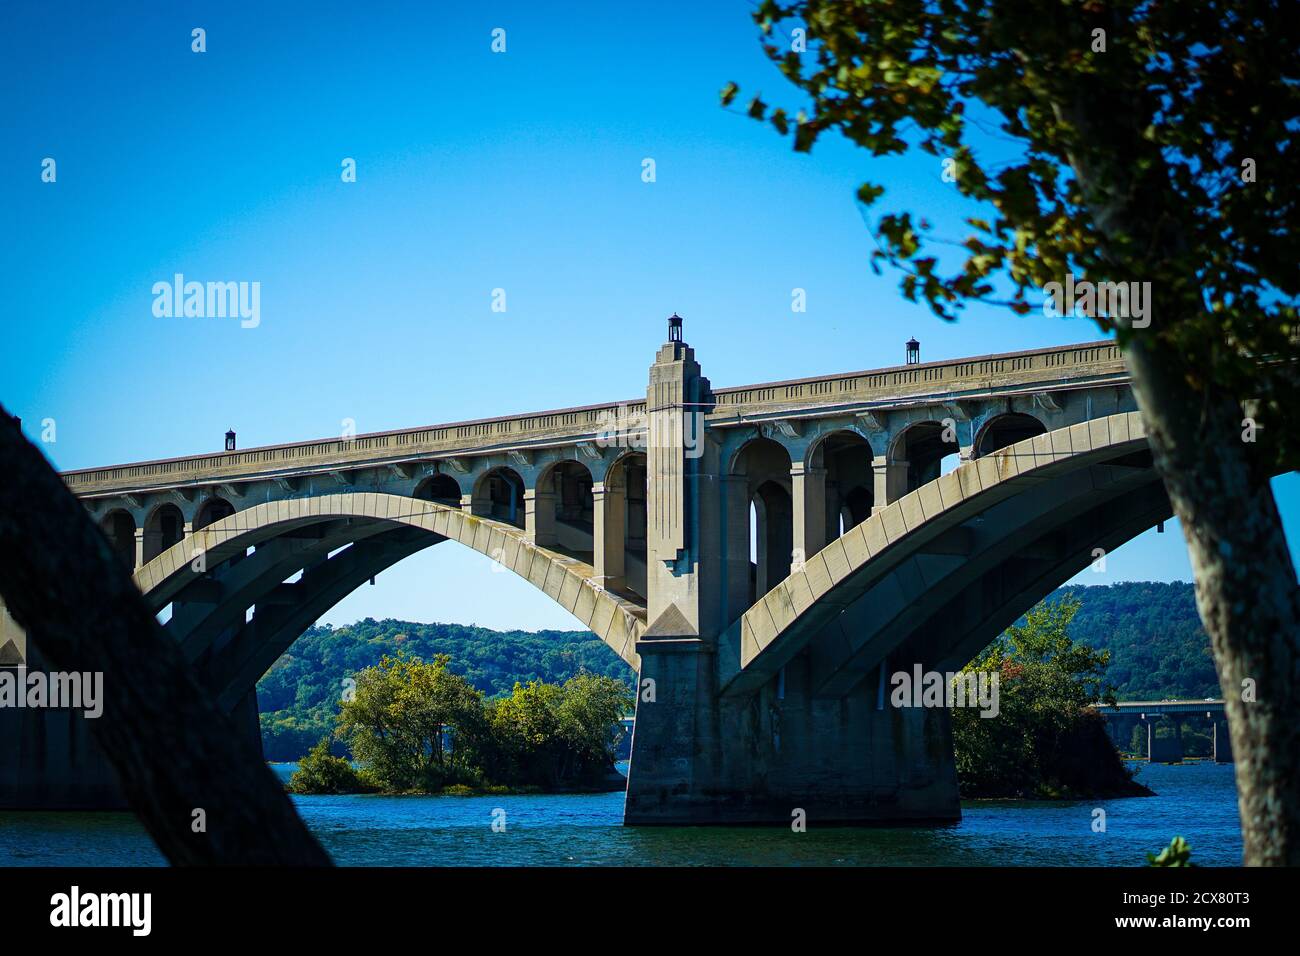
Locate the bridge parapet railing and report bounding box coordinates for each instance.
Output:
[63,341,1125,496]
[63,400,651,496]
[709,342,1123,417]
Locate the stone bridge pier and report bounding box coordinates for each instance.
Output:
[628,325,966,824]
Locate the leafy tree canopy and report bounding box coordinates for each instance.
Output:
[725,0,1298,460]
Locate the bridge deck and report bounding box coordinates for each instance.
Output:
[62,340,1125,497]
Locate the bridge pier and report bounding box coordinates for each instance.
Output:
[1147,717,1184,763]
[0,599,268,809]
[1116,714,1141,755]
[626,639,960,825]
[1214,718,1234,763]
[623,637,720,824]
[0,640,127,809]
[626,321,961,825]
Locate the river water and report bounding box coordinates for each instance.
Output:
[0,761,1242,866]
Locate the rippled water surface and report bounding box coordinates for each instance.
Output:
[0,761,1242,866]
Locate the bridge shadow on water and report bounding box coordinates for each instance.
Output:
[0,762,1241,867]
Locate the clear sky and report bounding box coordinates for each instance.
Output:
[3,1,1295,630]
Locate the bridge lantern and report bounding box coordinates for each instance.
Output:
[668,312,683,343]
[905,337,920,365]
[224,429,236,451]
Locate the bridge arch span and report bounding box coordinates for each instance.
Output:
[133,494,645,691]
[723,411,1164,696]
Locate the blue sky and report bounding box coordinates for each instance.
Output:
[3,1,1295,630]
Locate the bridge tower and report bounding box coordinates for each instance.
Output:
[625,317,961,825]
[624,315,727,823]
[643,313,720,636]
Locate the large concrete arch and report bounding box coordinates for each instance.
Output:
[804,474,1170,697]
[722,411,1161,695]
[133,493,645,670]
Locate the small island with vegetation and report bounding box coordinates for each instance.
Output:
[952,595,1151,800]
[290,654,631,796]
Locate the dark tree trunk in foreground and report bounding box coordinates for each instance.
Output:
[0,409,330,866]
[1123,340,1300,866]
[1058,83,1300,865]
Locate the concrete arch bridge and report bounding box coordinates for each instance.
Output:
[1,324,1230,824]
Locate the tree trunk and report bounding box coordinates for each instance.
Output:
[0,410,330,865]
[1121,339,1300,865]
[1051,70,1300,864]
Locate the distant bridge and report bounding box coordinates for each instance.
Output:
[6,319,1255,821]
[1095,699,1225,717]
[1094,700,1232,763]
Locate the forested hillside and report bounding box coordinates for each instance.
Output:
[1042,582,1220,700]
[258,582,1218,760]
